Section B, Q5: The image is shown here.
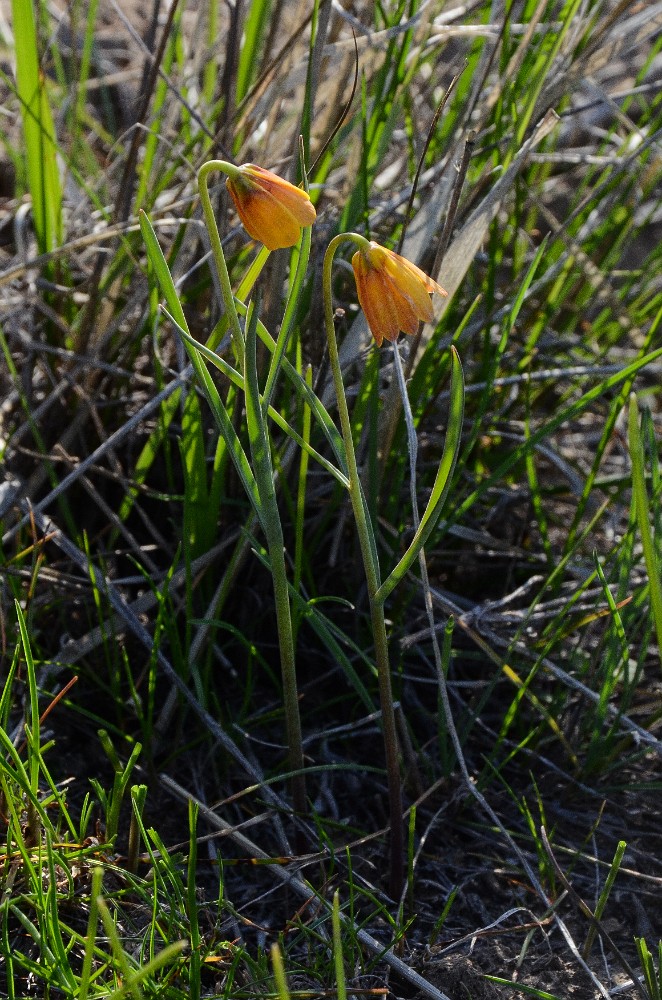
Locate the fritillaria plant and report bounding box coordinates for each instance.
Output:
[141,159,464,899]
[323,233,462,895]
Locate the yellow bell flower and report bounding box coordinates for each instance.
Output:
[225,163,316,251]
[351,241,447,347]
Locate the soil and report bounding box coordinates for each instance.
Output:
[38,695,662,1000]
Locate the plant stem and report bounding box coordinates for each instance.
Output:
[323,234,403,899]
[269,518,307,823]
[196,166,306,835]
[244,301,307,838]
[197,161,246,361]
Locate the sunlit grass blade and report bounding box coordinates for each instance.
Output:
[583,840,626,958]
[15,602,40,806]
[635,936,662,1000]
[332,890,347,1000]
[78,866,103,1000]
[509,0,583,153]
[11,0,63,253]
[139,210,190,342]
[484,977,563,1000]
[271,943,290,1000]
[628,393,662,669]
[235,0,271,106]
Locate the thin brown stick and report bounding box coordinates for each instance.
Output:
[308,30,360,181]
[114,0,182,225]
[396,68,465,255]
[403,131,475,382]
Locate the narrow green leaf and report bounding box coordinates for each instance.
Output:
[140,210,264,531]
[244,295,270,478]
[12,0,62,252]
[235,0,271,105]
[628,393,662,669]
[171,311,349,487]
[376,347,464,605]
[332,891,347,1000]
[263,217,312,410]
[139,210,189,336]
[234,295,348,475]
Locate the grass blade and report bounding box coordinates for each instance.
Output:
[139,210,264,530]
[11,0,62,252]
[376,346,464,604]
[628,393,662,669]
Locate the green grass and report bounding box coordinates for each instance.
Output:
[1,0,662,996]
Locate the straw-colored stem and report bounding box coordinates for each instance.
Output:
[323,234,403,899]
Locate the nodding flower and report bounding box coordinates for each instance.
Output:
[351,241,447,347]
[225,163,316,251]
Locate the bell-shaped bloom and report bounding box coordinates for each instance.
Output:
[225,163,316,251]
[351,241,447,347]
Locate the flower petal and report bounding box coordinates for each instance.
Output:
[383,274,422,334]
[353,250,399,346]
[381,248,447,300]
[383,266,434,327]
[241,164,317,227]
[227,183,302,250]
[352,241,447,346]
[225,163,316,249]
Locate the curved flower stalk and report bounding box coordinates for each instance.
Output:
[141,160,318,833]
[197,160,316,358]
[323,233,461,899]
[194,160,315,829]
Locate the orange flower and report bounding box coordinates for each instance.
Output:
[351,242,447,347]
[225,163,316,251]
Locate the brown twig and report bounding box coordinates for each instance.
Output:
[397,68,465,256]
[308,30,360,181]
[403,130,475,382]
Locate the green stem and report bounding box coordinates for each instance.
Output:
[197,160,249,361]
[323,234,403,899]
[244,300,307,832]
[195,165,305,831]
[269,519,306,820]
